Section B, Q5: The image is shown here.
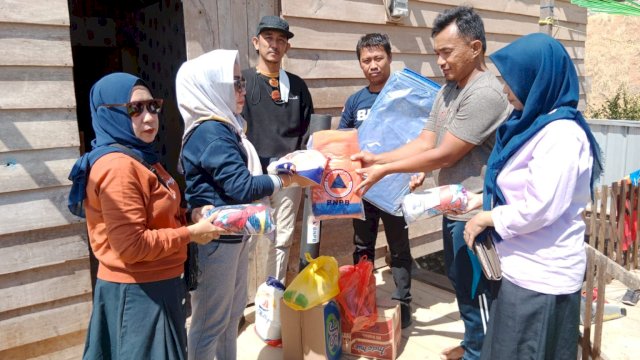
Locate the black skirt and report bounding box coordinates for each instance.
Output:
[480,278,580,360]
[83,276,188,360]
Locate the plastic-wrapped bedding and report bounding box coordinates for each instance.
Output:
[204,203,275,235]
[310,129,365,220]
[358,68,441,215]
[401,184,468,224]
[266,150,328,185]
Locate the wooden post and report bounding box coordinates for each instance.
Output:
[634,184,640,269]
[540,0,554,35]
[582,250,595,359]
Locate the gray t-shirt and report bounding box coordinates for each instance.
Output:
[424,71,510,220]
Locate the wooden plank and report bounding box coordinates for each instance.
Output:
[287,24,585,61]
[0,23,72,67]
[420,0,587,24]
[617,183,626,265]
[283,0,587,26]
[285,46,584,80]
[593,255,606,358]
[0,260,91,313]
[585,244,640,292]
[182,0,220,59]
[582,246,595,359]
[0,186,83,236]
[0,223,89,275]
[285,4,585,42]
[0,296,92,351]
[245,0,277,68]
[0,109,79,152]
[216,0,249,63]
[599,185,608,253]
[0,66,75,109]
[0,0,70,26]
[0,330,85,360]
[0,147,78,193]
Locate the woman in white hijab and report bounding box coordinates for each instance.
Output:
[177,49,298,359]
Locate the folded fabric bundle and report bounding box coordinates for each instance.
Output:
[358,68,441,215]
[310,129,365,220]
[266,150,328,185]
[205,203,275,235]
[401,184,468,224]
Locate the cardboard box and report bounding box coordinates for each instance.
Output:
[341,299,401,360]
[280,298,342,360]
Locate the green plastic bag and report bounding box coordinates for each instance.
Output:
[283,253,340,310]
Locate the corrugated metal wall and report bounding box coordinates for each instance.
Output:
[588,119,640,185]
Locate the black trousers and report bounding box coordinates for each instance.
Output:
[352,200,412,304]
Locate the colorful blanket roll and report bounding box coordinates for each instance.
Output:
[205,204,275,235]
[401,184,468,224]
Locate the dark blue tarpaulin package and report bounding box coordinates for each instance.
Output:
[358,68,441,215]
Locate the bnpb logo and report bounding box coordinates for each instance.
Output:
[323,169,353,198]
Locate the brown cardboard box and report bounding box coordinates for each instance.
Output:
[342,299,401,360]
[280,298,342,360]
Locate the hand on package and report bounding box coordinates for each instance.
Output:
[350,150,378,169]
[409,172,426,192]
[464,192,483,213]
[190,205,213,223]
[188,209,227,245]
[355,164,387,195]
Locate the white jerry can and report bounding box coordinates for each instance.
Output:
[254,276,285,346]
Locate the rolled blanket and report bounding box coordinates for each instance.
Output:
[205,204,275,235]
[266,150,328,185]
[402,184,467,224]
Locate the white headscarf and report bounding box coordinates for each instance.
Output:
[176,49,262,175]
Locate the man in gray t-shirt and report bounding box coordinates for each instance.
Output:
[353,7,509,360]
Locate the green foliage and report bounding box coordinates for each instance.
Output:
[588,86,640,120]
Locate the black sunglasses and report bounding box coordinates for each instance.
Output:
[100,99,164,117]
[234,78,247,93]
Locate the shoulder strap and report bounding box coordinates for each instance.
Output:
[110,143,169,189]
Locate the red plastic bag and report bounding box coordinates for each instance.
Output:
[335,257,377,333]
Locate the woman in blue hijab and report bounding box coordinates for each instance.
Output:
[70,73,223,360]
[462,33,602,359]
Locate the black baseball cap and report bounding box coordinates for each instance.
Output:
[256,16,294,39]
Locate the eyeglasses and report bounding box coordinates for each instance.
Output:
[234,78,247,93]
[100,99,164,117]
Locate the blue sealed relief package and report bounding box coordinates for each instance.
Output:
[358,68,441,215]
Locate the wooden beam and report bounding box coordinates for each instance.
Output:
[585,244,640,291]
[0,330,85,360]
[0,23,72,67]
[0,223,89,275]
[0,109,79,152]
[0,67,75,110]
[0,261,91,313]
[0,147,78,194]
[0,297,91,351]
[0,187,83,236]
[0,0,70,26]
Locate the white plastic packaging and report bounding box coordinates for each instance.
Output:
[254,277,286,347]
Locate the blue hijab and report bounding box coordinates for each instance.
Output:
[67,72,159,217]
[483,33,603,241]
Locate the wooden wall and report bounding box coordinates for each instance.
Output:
[0,1,91,358]
[182,0,279,69]
[281,0,588,118]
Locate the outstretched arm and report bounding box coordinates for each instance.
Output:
[355,131,475,194]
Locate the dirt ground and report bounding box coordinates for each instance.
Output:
[585,14,640,112]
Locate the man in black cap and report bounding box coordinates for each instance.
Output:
[242,16,314,285]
